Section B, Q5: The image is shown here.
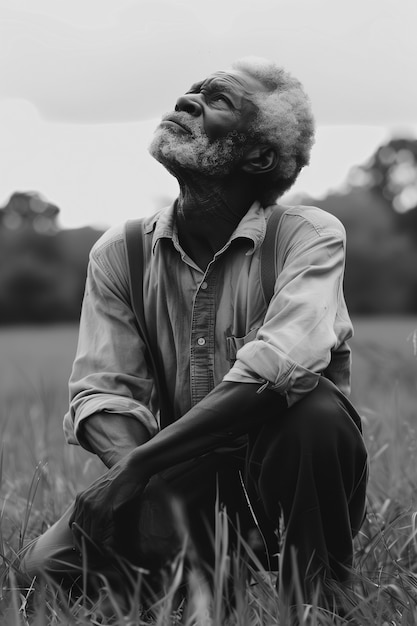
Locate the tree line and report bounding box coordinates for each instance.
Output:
[0,137,416,324]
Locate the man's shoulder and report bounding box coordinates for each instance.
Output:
[90,223,126,259]
[90,208,169,258]
[278,204,346,238]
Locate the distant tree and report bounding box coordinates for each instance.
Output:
[347,137,417,238]
[0,192,103,324]
[0,191,60,234]
[292,137,417,314]
[305,188,417,314]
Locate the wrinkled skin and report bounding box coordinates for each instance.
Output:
[69,451,149,553]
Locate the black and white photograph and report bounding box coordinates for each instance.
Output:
[0,1,417,623]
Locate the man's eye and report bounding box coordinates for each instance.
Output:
[211,94,230,105]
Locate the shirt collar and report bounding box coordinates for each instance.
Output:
[146,200,270,256]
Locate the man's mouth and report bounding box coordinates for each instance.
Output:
[160,116,192,134]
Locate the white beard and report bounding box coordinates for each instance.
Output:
[148,113,248,176]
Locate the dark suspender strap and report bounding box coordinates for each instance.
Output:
[125,219,147,339]
[124,219,172,427]
[260,204,288,306]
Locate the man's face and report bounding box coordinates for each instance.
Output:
[149,69,268,176]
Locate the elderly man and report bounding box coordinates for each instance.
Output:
[20,57,368,608]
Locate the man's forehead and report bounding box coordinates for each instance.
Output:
[190,69,268,96]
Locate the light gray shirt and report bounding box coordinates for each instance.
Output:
[64,201,353,446]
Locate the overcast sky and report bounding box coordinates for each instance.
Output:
[0,0,416,228]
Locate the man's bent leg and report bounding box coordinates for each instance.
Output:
[138,449,250,575]
[18,452,249,603]
[247,377,368,599]
[18,504,131,602]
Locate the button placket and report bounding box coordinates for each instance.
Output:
[190,270,216,405]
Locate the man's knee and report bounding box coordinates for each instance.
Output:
[17,505,82,584]
[249,377,367,516]
[279,377,364,451]
[253,378,362,460]
[19,538,81,586]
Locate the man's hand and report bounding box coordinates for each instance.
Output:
[68,382,284,555]
[69,452,149,553]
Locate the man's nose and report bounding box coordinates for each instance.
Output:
[175,94,202,116]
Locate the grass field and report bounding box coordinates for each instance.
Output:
[0,317,417,624]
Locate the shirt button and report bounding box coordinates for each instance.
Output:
[200,281,208,290]
[197,337,206,346]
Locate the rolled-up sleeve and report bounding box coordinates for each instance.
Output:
[223,212,351,406]
[63,228,159,448]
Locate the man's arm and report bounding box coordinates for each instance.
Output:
[69,380,285,547]
[127,380,284,473]
[79,413,152,468]
[64,227,159,454]
[225,209,351,406]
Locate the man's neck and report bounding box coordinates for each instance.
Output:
[174,170,257,270]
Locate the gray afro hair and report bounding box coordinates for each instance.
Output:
[232,57,315,204]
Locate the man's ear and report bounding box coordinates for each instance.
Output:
[241,146,277,175]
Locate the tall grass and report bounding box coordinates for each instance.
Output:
[1,319,417,624]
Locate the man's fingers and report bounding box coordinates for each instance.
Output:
[100,524,117,552]
[71,521,114,555]
[70,515,116,554]
[68,493,85,528]
[70,521,87,552]
[68,486,120,553]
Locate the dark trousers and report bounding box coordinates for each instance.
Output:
[19,377,368,602]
